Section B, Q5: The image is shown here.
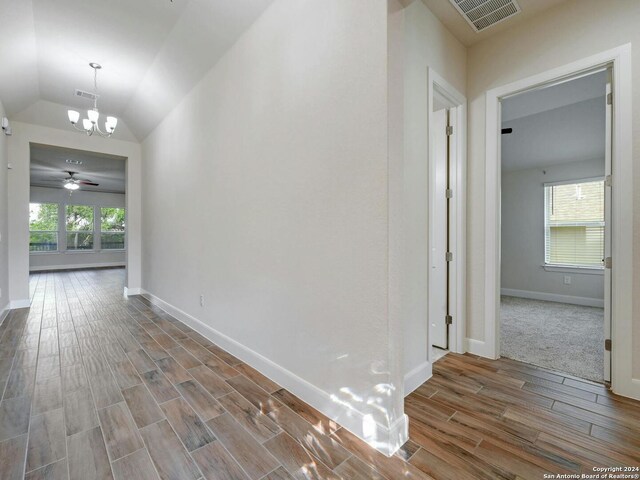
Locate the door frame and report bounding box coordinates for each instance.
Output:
[427,68,467,357]
[482,44,637,399]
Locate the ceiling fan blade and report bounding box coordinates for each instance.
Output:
[78,181,99,186]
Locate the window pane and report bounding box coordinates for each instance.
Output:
[66,232,94,250]
[101,232,125,250]
[544,180,604,267]
[66,205,94,231]
[30,232,58,252]
[100,207,125,250]
[100,207,125,231]
[29,203,59,252]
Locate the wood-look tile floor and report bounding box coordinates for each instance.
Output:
[0,269,638,480]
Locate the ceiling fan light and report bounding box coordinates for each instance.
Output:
[64,181,79,191]
[67,110,80,124]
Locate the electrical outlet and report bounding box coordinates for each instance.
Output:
[200,295,205,307]
[564,276,571,285]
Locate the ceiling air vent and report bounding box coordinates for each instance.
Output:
[449,0,521,32]
[74,89,99,101]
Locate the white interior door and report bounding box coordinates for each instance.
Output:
[603,69,613,382]
[430,108,448,349]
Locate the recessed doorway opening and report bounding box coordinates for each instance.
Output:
[499,69,609,382]
[482,45,635,398]
[427,69,466,364]
[28,143,128,286]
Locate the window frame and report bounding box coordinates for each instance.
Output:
[28,202,60,254]
[543,176,605,270]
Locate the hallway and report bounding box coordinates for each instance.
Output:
[1,269,638,480]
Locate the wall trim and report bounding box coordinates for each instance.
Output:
[0,303,10,326]
[614,378,640,401]
[464,338,493,358]
[29,262,125,272]
[140,289,408,456]
[404,361,432,396]
[124,287,143,296]
[9,299,31,309]
[501,288,604,308]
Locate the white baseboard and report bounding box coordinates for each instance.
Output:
[464,338,497,359]
[9,299,31,309]
[0,303,9,326]
[124,287,143,296]
[501,288,604,308]
[140,289,408,456]
[612,378,640,401]
[30,262,125,272]
[404,361,432,396]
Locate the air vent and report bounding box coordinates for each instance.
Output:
[74,89,99,101]
[449,0,521,32]
[65,159,83,165]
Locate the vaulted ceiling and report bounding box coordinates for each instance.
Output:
[0,0,273,141]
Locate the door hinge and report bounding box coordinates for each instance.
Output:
[446,252,453,262]
[446,188,453,198]
[446,125,453,136]
[604,256,612,269]
[445,315,453,325]
[607,92,613,105]
[605,175,612,187]
[605,339,612,352]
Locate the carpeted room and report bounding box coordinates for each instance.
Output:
[499,71,608,384]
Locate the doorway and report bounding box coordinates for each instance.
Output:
[428,70,466,360]
[28,144,128,286]
[482,45,635,397]
[498,69,610,382]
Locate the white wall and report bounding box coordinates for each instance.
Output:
[141,0,406,454]
[0,100,9,318]
[466,0,640,378]
[402,0,466,386]
[501,159,605,303]
[7,121,141,304]
[29,186,126,271]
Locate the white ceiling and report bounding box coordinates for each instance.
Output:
[501,71,606,172]
[30,143,126,194]
[502,70,607,122]
[0,0,274,141]
[419,0,570,46]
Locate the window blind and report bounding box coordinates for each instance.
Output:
[544,179,604,268]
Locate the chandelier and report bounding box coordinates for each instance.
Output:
[67,63,118,137]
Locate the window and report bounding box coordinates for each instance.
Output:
[66,205,94,250]
[29,203,59,252]
[544,179,604,268]
[100,207,125,250]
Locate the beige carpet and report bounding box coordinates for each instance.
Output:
[500,295,604,382]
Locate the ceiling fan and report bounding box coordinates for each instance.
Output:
[62,171,99,190]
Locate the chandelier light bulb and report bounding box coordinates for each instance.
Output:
[106,116,117,132]
[82,119,93,130]
[87,109,99,123]
[67,110,80,124]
